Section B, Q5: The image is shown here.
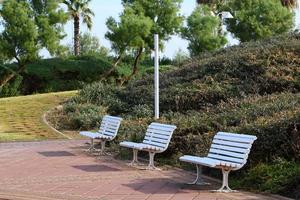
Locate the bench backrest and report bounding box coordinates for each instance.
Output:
[98,115,122,139]
[142,122,177,152]
[208,132,257,168]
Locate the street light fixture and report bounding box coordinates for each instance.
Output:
[218,11,234,20]
[217,11,233,34]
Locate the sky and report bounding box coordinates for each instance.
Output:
[57,0,300,58]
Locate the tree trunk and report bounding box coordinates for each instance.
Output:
[74,16,80,56]
[131,47,144,77]
[122,47,143,84]
[0,64,26,89]
[100,55,122,80]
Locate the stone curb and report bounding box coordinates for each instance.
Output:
[42,106,72,140]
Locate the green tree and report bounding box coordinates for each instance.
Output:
[226,0,294,42]
[123,0,184,49]
[196,0,298,9]
[182,6,227,56]
[80,33,108,56]
[63,0,94,56]
[107,0,183,81]
[280,0,298,9]
[104,6,153,81]
[0,0,67,88]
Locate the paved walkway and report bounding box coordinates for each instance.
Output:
[0,140,288,200]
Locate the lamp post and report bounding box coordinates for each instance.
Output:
[217,11,233,34]
[154,34,159,120]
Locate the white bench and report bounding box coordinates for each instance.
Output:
[120,122,177,170]
[180,132,257,192]
[80,115,122,154]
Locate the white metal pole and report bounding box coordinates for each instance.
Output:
[154,34,159,119]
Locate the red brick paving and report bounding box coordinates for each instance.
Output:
[0,140,288,200]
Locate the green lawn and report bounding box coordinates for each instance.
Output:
[0,91,76,142]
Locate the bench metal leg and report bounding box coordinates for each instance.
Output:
[87,138,96,152]
[188,164,210,185]
[214,168,237,193]
[97,140,107,156]
[146,152,161,170]
[128,149,140,166]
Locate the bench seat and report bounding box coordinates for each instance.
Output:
[80,131,113,140]
[120,122,176,170]
[179,132,257,192]
[79,115,122,154]
[179,155,242,169]
[120,141,164,152]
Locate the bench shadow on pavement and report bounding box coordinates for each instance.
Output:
[122,178,215,194]
[38,151,75,157]
[72,164,120,172]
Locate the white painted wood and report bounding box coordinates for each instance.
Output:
[207,153,245,164]
[212,139,251,148]
[214,135,255,143]
[120,122,177,169]
[211,144,249,154]
[209,149,246,159]
[179,132,257,192]
[217,132,257,139]
[80,115,122,153]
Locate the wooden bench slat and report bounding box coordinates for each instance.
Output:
[213,139,251,148]
[144,136,168,144]
[143,140,166,148]
[146,134,170,140]
[147,128,173,136]
[208,153,245,164]
[211,144,249,154]
[217,132,257,140]
[214,135,255,143]
[150,123,177,128]
[209,148,247,159]
[148,125,177,132]
[101,121,121,128]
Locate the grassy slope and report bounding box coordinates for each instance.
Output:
[57,33,300,198]
[0,91,76,142]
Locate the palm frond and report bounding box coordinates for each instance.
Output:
[63,0,94,27]
[83,15,92,29]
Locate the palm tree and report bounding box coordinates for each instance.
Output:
[63,0,94,56]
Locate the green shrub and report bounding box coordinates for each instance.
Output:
[76,82,128,114]
[232,160,300,199]
[0,75,23,97]
[64,102,107,130]
[130,104,153,119]
[57,33,300,198]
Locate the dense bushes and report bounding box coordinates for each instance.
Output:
[54,33,300,198]
[0,55,112,96]
[232,160,300,198]
[63,102,107,130]
[0,75,23,97]
[0,54,178,97]
[121,33,300,112]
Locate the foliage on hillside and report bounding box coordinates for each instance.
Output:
[0,55,174,97]
[0,56,110,96]
[53,33,300,198]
